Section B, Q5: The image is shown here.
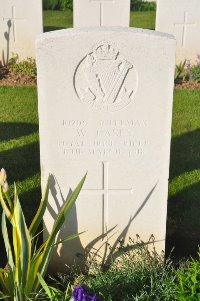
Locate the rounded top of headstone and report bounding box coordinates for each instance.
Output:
[36,27,176,46]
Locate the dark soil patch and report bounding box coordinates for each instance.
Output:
[1,65,200,89]
[0,65,36,86]
[175,80,200,89]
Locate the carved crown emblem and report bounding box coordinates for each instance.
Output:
[74,41,137,112]
[94,44,118,60]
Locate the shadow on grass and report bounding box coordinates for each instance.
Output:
[44,26,66,32]
[0,122,38,142]
[166,182,200,260]
[166,128,200,259]
[0,142,40,183]
[170,128,200,179]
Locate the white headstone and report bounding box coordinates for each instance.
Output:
[73,0,130,27]
[0,0,43,65]
[156,0,200,63]
[36,27,175,271]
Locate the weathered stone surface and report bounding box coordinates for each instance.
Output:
[36,27,175,271]
[73,0,130,27]
[0,0,43,64]
[156,0,200,63]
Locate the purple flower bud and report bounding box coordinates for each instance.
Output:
[72,285,104,301]
[72,285,89,301]
[185,60,191,70]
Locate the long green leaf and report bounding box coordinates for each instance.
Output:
[33,173,86,292]
[29,177,50,237]
[13,192,31,291]
[37,273,52,299]
[4,192,14,213]
[1,212,15,294]
[45,173,87,251]
[0,188,12,223]
[34,232,85,255]
[52,231,85,248]
[12,189,21,285]
[11,185,22,285]
[2,212,14,271]
[0,174,86,300]
[26,251,44,295]
[14,283,23,301]
[9,185,31,295]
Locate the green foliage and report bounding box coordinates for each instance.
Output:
[43,0,60,10]
[176,250,200,300]
[175,55,200,83]
[59,0,73,11]
[10,55,37,77]
[37,273,72,300]
[0,171,86,301]
[186,55,200,82]
[131,0,156,12]
[72,238,178,301]
[43,0,73,11]
[174,60,188,82]
[14,239,200,301]
[42,0,156,12]
[189,65,200,82]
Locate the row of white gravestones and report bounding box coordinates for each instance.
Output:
[156,0,200,63]
[1,0,199,64]
[0,0,129,65]
[73,0,130,27]
[0,0,43,65]
[74,0,200,63]
[36,27,176,271]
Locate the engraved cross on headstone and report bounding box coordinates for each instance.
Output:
[174,12,195,47]
[81,161,134,235]
[90,0,115,26]
[3,6,25,42]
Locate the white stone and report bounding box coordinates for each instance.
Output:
[0,0,43,64]
[36,27,175,271]
[73,0,130,27]
[156,0,200,63]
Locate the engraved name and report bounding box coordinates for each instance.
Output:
[62,119,147,127]
[59,119,150,158]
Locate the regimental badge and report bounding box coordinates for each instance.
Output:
[74,42,138,112]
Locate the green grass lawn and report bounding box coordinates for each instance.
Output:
[0,87,41,224]
[43,10,156,31]
[167,89,200,258]
[130,11,156,30]
[0,87,200,259]
[43,10,73,31]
